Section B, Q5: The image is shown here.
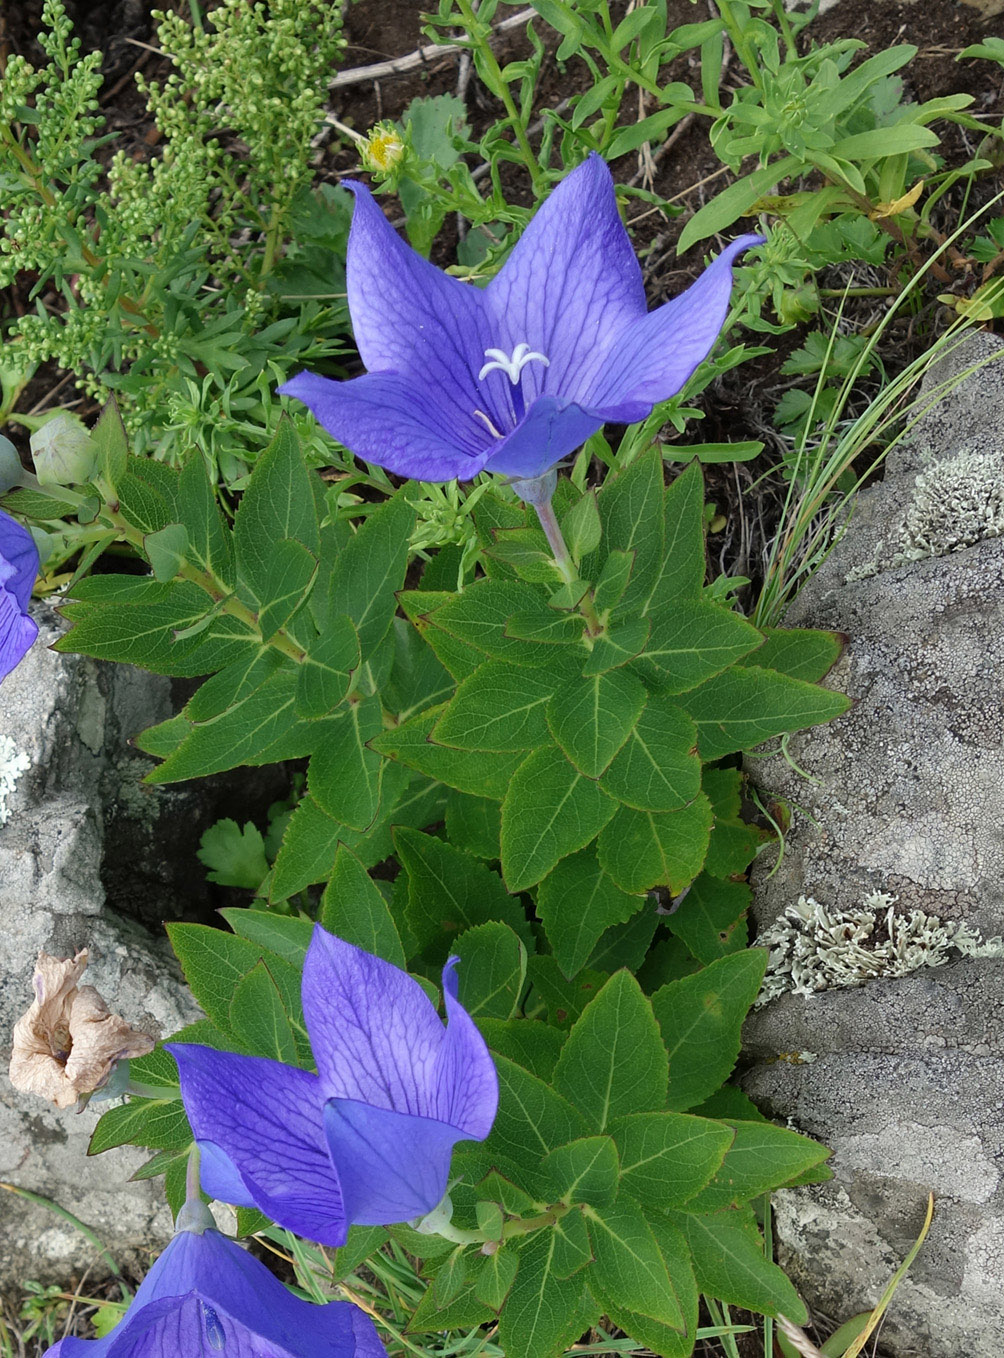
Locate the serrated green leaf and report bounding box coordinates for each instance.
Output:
[501,746,617,892]
[408,1277,494,1332]
[595,1214,698,1358]
[669,873,750,963]
[643,461,707,613]
[597,797,713,895]
[740,626,844,682]
[399,590,485,681]
[434,660,560,751]
[550,1207,593,1279]
[219,909,313,966]
[580,616,651,674]
[451,922,527,1019]
[434,1246,468,1307]
[308,694,383,830]
[330,1225,389,1283]
[144,523,189,582]
[546,669,647,777]
[294,613,360,717]
[543,1136,619,1206]
[372,703,524,798]
[677,664,851,759]
[197,819,268,889]
[593,446,665,616]
[88,1097,190,1156]
[536,848,644,979]
[246,537,317,640]
[477,1019,565,1082]
[611,1111,733,1208]
[445,791,501,860]
[670,1205,807,1322]
[328,494,413,656]
[383,615,454,721]
[229,960,299,1064]
[684,1119,828,1212]
[167,923,271,1035]
[428,577,562,666]
[92,399,129,494]
[586,906,660,976]
[320,845,407,968]
[599,695,700,811]
[651,950,768,1111]
[473,1243,519,1310]
[634,600,761,693]
[184,650,284,723]
[561,489,601,561]
[526,956,608,1029]
[177,451,234,588]
[395,826,532,954]
[592,548,634,614]
[497,1230,596,1358]
[232,417,319,559]
[483,1056,590,1173]
[587,1199,685,1329]
[553,971,667,1129]
[117,461,179,536]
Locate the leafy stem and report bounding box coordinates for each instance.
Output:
[533,497,603,637]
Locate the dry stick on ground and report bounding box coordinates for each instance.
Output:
[329,7,537,90]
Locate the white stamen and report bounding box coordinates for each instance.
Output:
[478,342,550,384]
[473,409,504,439]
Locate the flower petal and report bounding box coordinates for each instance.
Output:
[343,182,492,420]
[279,371,493,482]
[485,154,646,406]
[324,1098,463,1226]
[482,395,605,480]
[0,509,40,612]
[302,928,446,1115]
[434,958,498,1139]
[169,1044,347,1246]
[588,234,765,410]
[0,583,38,682]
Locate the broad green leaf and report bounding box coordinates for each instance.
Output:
[669,873,750,964]
[372,703,524,799]
[472,1244,519,1310]
[598,695,701,811]
[327,494,414,656]
[399,590,484,681]
[308,694,383,830]
[526,957,608,1029]
[597,797,713,895]
[580,616,650,674]
[445,791,501,860]
[651,950,768,1111]
[330,1226,389,1283]
[592,549,634,614]
[684,1120,829,1212]
[434,1247,468,1307]
[586,1199,686,1330]
[677,664,851,760]
[92,398,128,493]
[483,1056,590,1173]
[505,610,586,646]
[88,1097,190,1156]
[546,669,647,777]
[497,1229,596,1358]
[320,845,407,969]
[198,819,269,890]
[219,909,313,966]
[247,537,317,640]
[394,826,532,953]
[594,446,665,616]
[611,1111,733,1208]
[428,577,564,666]
[670,1206,807,1322]
[634,600,762,693]
[144,523,189,582]
[229,961,298,1064]
[232,420,319,580]
[434,660,560,750]
[643,461,707,613]
[501,746,617,892]
[477,1019,565,1082]
[451,922,527,1020]
[177,451,234,588]
[561,489,601,561]
[596,1215,698,1358]
[184,650,285,723]
[636,935,700,990]
[117,460,179,535]
[740,626,843,682]
[553,971,667,1129]
[536,848,644,979]
[542,1136,619,1206]
[586,906,660,976]
[383,615,453,721]
[294,613,360,717]
[703,764,765,879]
[269,795,343,899]
[408,1276,493,1332]
[550,1207,593,1278]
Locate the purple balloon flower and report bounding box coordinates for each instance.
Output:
[169,928,498,1247]
[280,152,763,483]
[42,1222,384,1356]
[0,509,39,682]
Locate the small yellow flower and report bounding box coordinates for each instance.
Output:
[361,123,405,175]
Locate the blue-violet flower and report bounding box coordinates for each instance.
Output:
[169,927,498,1247]
[42,1219,384,1356]
[280,152,763,482]
[0,508,39,682]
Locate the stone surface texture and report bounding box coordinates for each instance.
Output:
[0,604,202,1289]
[743,333,1004,1357]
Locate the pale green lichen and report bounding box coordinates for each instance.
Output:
[757,890,1004,1004]
[0,734,31,826]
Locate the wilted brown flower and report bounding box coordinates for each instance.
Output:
[8,950,155,1109]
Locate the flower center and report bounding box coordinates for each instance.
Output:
[478,343,549,384]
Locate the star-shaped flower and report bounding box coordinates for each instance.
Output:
[42,1219,384,1356]
[169,928,498,1247]
[280,153,762,482]
[0,508,39,682]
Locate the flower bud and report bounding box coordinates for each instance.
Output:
[30,413,97,486]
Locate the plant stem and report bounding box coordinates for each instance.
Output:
[533,498,603,636]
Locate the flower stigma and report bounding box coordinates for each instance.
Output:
[478,343,550,384]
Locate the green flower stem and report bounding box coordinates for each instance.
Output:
[533,497,603,637]
[501,1203,569,1239]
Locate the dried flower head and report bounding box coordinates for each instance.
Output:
[9,950,155,1109]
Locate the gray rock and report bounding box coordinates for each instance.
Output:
[0,605,201,1287]
[743,333,1004,1356]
